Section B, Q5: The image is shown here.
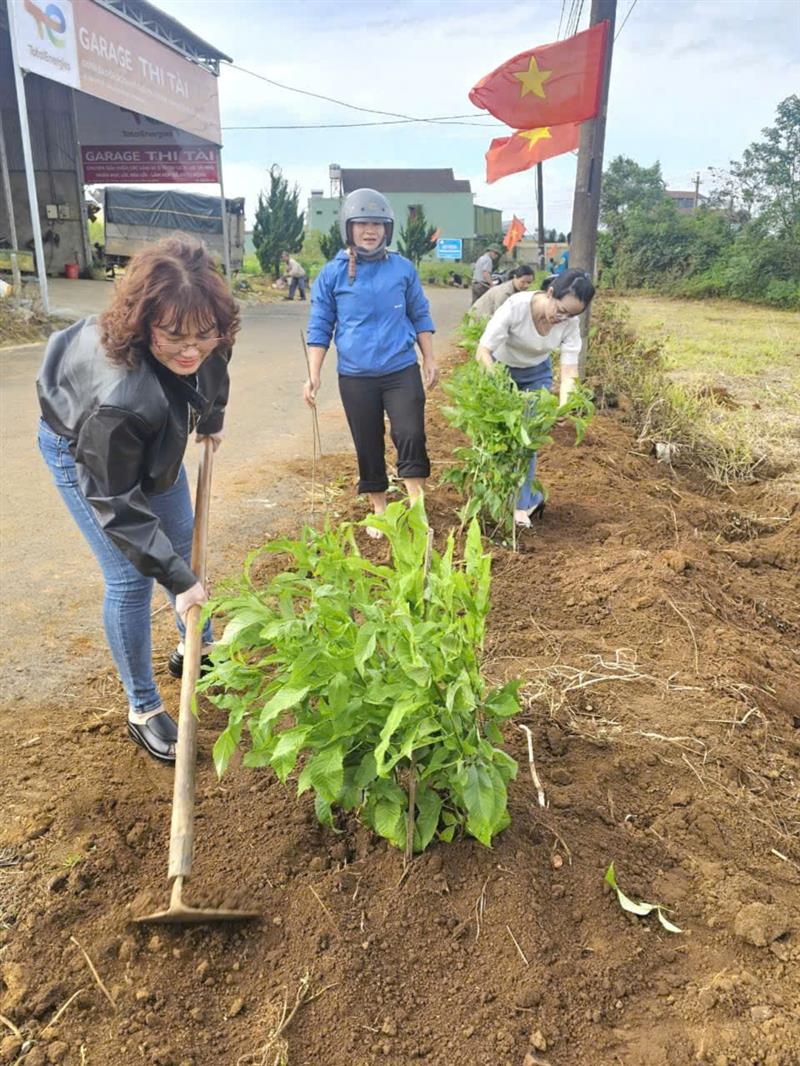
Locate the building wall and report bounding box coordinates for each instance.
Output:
[0,28,89,276]
[308,191,476,247]
[474,204,502,237]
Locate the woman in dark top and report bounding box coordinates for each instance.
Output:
[37,238,240,764]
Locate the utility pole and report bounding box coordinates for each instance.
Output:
[568,0,616,370]
[536,163,545,270]
[693,171,701,209]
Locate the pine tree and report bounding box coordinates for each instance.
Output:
[252,164,305,276]
[319,221,344,260]
[397,205,437,265]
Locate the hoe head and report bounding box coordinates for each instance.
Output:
[134,877,260,926]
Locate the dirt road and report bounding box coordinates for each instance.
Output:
[0,285,468,703]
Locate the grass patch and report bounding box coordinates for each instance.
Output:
[588,303,775,486]
[620,293,800,401]
[0,297,71,347]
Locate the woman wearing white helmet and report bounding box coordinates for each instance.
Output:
[304,189,438,528]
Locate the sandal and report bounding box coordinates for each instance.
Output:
[127,708,178,765]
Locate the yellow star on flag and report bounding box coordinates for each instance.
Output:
[513,57,552,99]
[518,127,552,150]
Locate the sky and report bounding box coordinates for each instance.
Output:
[155,0,800,234]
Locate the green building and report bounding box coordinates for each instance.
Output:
[307,166,501,256]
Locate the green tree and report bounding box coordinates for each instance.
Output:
[600,157,666,231]
[712,95,799,236]
[397,204,438,265]
[319,220,344,260]
[252,164,305,276]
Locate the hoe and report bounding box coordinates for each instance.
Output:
[136,439,259,925]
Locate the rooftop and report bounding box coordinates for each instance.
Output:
[98,0,232,71]
[342,168,472,194]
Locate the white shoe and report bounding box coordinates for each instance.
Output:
[514,509,532,528]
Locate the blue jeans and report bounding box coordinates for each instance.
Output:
[37,418,212,712]
[507,359,553,511]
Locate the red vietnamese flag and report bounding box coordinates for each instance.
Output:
[503,216,526,252]
[486,123,581,184]
[470,22,608,128]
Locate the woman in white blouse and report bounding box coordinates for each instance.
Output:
[475,269,596,527]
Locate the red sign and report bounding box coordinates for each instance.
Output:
[82,145,219,183]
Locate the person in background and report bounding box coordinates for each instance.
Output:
[281,251,307,301]
[470,244,502,304]
[554,249,570,275]
[37,239,240,765]
[470,264,535,319]
[303,188,438,533]
[475,269,595,528]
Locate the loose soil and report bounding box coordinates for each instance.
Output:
[1,342,798,1066]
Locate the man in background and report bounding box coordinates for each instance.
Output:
[282,251,307,301]
[470,245,501,304]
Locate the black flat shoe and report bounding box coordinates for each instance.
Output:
[127,710,178,765]
[530,501,545,522]
[167,649,213,679]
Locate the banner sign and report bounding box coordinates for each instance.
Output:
[12,0,222,143]
[81,145,219,183]
[436,238,463,261]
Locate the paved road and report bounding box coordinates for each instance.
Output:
[0,285,469,701]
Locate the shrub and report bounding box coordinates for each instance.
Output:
[442,360,594,539]
[200,502,521,852]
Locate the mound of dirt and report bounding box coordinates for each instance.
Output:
[1,356,798,1066]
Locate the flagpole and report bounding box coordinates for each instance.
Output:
[569,0,617,371]
[536,163,545,271]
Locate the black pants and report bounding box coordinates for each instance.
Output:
[338,363,430,494]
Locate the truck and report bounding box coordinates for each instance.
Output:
[102,187,245,273]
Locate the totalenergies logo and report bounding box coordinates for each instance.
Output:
[23,0,67,47]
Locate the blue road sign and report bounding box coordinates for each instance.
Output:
[436,238,462,261]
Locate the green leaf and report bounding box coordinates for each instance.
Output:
[305,744,345,803]
[372,794,406,848]
[354,750,378,788]
[260,684,310,725]
[484,680,522,719]
[314,791,334,828]
[212,723,241,779]
[462,764,501,847]
[413,783,443,853]
[605,863,683,932]
[354,624,378,676]
[374,701,416,775]
[270,725,312,782]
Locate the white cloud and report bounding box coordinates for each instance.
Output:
[151,0,799,235]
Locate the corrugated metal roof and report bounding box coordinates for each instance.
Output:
[99,0,232,67]
[342,169,472,194]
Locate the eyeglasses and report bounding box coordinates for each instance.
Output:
[152,333,223,356]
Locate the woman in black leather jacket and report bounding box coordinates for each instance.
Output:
[37,238,240,764]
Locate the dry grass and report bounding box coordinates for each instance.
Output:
[588,302,797,487]
[618,294,800,483]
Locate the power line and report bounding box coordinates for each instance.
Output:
[557,0,567,38]
[615,0,639,41]
[224,60,497,127]
[223,115,501,131]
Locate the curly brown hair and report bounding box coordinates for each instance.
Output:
[99,238,240,368]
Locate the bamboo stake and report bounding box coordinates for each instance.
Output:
[405,525,435,866]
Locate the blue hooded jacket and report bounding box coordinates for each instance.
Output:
[307,250,435,377]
